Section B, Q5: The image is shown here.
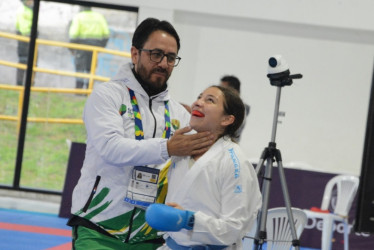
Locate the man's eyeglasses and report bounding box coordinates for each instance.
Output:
[139,49,181,67]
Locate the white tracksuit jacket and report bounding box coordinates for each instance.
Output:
[71,63,191,243]
[164,137,262,249]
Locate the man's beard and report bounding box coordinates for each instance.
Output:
[137,63,170,95]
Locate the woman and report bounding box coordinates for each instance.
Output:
[146,85,262,249]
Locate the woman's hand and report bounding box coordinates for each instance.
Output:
[166,202,184,210]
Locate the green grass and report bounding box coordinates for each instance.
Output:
[0,89,87,191]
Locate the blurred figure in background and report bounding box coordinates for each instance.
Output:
[15,0,34,86]
[220,75,250,142]
[69,6,110,89]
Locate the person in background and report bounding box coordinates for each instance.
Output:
[15,0,34,86]
[68,6,110,89]
[68,17,214,250]
[146,85,262,249]
[220,75,250,142]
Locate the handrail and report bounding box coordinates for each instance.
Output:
[0,31,130,130]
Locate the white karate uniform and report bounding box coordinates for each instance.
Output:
[163,137,262,249]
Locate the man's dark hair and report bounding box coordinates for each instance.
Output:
[132,17,180,51]
[220,75,241,93]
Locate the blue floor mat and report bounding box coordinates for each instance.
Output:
[0,208,320,250]
[0,208,71,250]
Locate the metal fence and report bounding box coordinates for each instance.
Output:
[0,30,130,131]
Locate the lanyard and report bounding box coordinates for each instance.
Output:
[128,88,171,140]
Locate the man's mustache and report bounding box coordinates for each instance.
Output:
[152,68,168,75]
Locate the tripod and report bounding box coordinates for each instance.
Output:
[253,56,302,250]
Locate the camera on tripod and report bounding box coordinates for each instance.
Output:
[267,55,303,87]
[253,55,304,250]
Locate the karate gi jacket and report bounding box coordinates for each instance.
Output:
[165,137,262,249]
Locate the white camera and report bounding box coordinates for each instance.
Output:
[267,55,289,74]
[266,55,302,87]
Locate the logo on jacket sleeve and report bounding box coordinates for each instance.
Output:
[228,148,240,178]
[119,104,127,116]
[234,185,242,193]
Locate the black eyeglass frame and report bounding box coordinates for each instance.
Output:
[138,48,181,67]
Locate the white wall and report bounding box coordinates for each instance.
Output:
[92,0,374,175]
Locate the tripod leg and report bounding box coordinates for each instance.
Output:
[254,157,273,249]
[256,158,265,176]
[277,159,301,250]
[256,147,269,176]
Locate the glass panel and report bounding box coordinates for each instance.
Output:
[21,92,87,190]
[0,118,18,186]
[0,0,31,186]
[0,93,17,187]
[10,1,136,191]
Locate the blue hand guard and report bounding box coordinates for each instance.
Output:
[145,203,195,231]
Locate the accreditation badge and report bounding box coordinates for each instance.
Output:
[124,166,160,209]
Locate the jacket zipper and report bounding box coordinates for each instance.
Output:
[82,175,101,212]
[125,207,137,243]
[125,98,157,242]
[149,97,157,138]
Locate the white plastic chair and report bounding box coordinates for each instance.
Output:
[303,175,359,250]
[243,207,307,250]
[266,207,308,250]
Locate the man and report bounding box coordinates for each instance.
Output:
[15,0,34,86]
[220,75,250,142]
[69,6,110,89]
[68,18,214,249]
